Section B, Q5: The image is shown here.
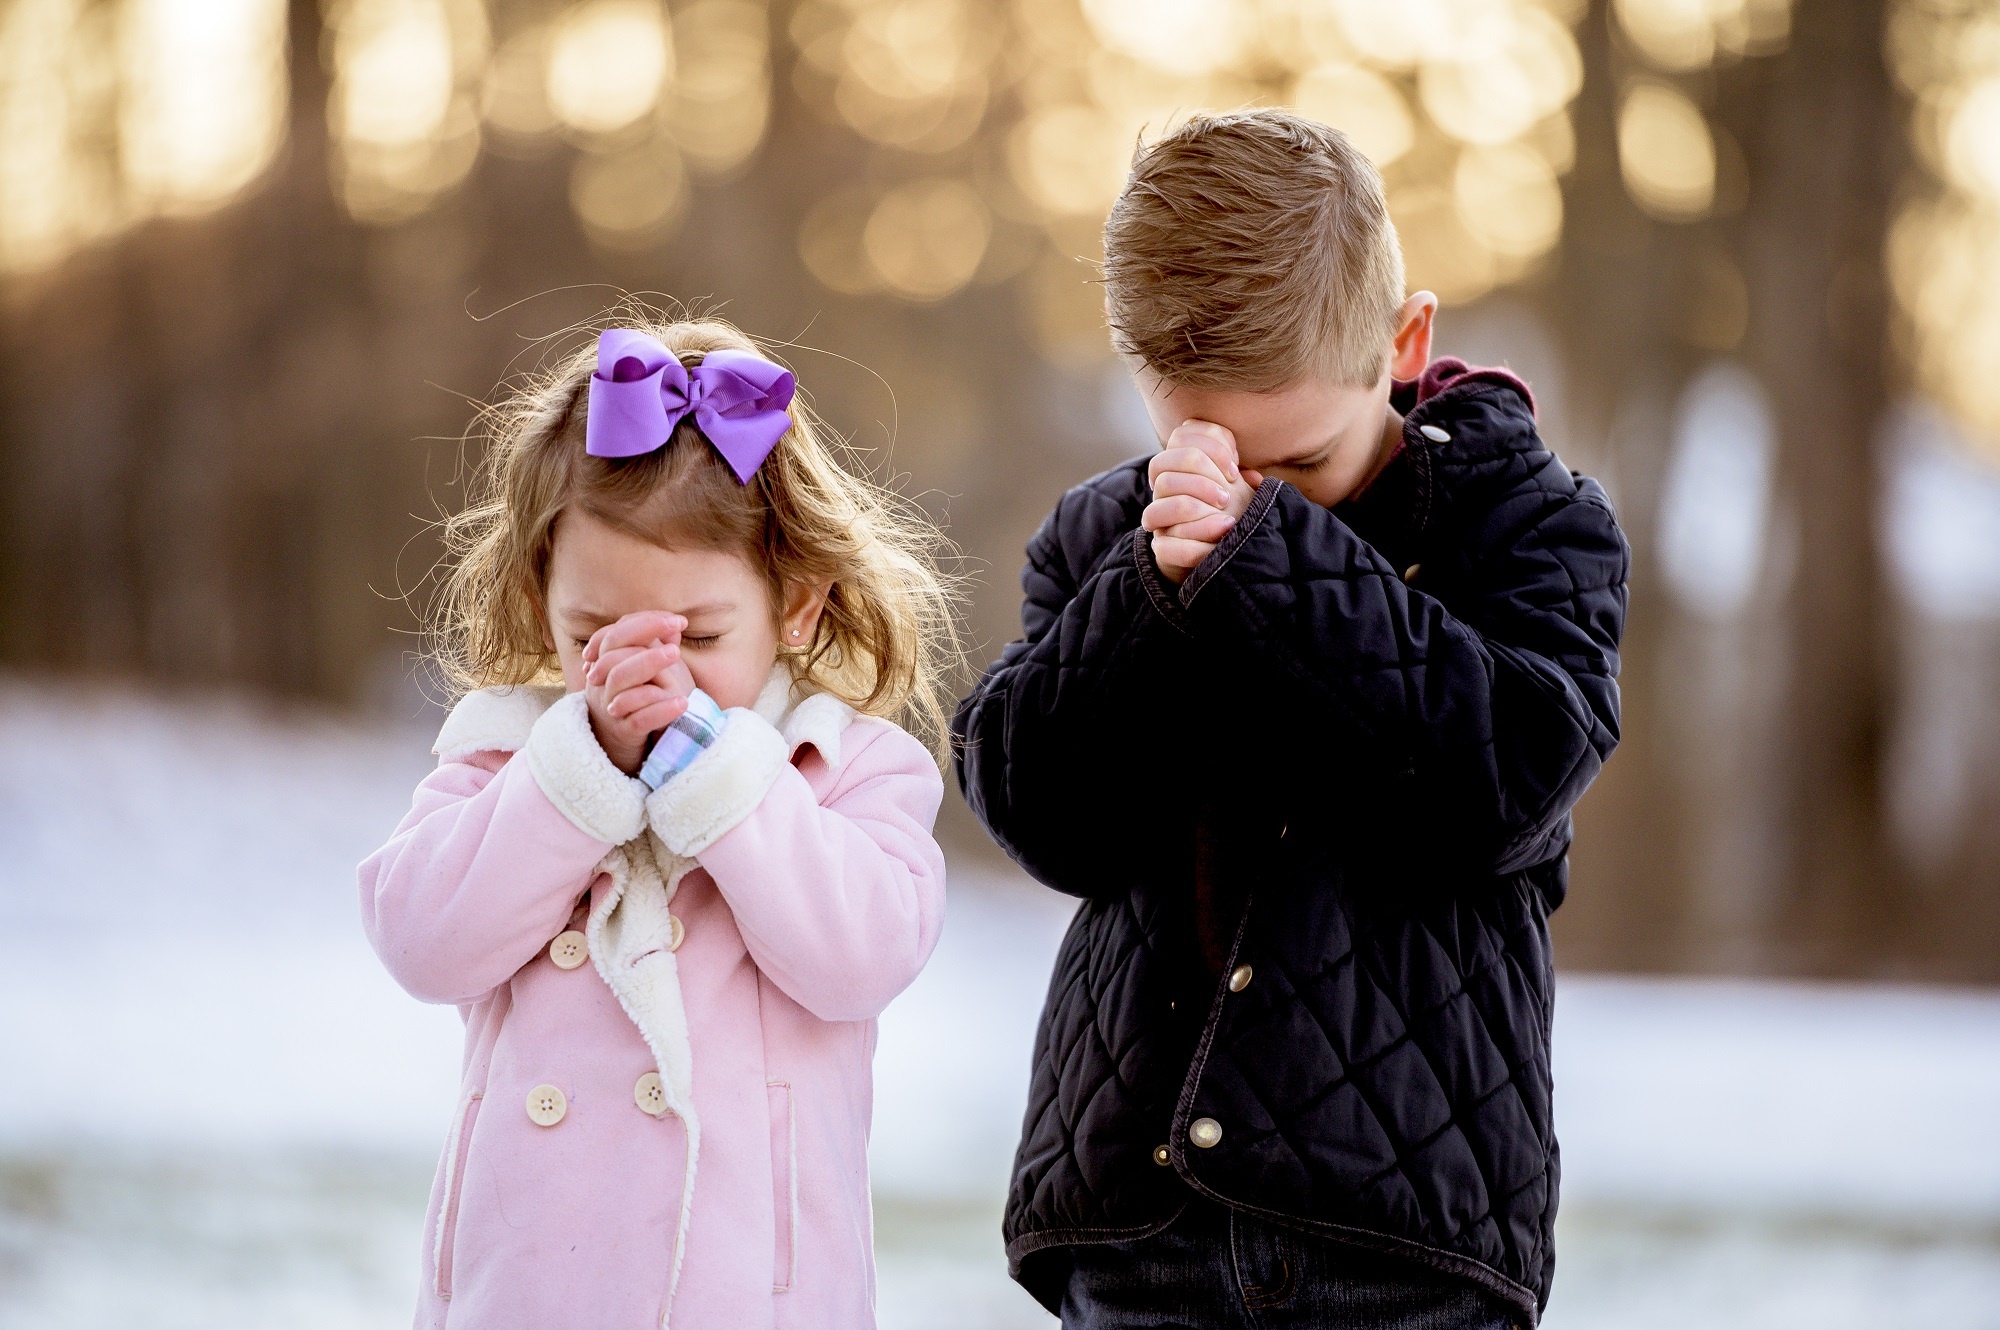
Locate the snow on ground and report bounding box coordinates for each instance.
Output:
[2,677,1998,1329]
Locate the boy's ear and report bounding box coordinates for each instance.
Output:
[1388,292,1439,382]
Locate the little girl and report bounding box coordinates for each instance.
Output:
[360,314,957,1329]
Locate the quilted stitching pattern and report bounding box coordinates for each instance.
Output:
[954,373,1628,1324]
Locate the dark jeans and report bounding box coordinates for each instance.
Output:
[1054,1199,1522,1330]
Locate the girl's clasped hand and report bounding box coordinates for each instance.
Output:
[579,611,694,774]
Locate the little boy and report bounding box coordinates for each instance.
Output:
[954,111,1627,1329]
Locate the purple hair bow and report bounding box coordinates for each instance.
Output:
[585,329,796,483]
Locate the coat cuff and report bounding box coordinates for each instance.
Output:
[523,690,648,845]
[645,707,791,858]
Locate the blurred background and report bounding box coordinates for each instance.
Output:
[2,0,1999,1326]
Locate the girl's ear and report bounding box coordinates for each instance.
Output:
[536,599,557,655]
[780,581,832,646]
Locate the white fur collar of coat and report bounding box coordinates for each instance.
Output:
[433,663,857,767]
[429,664,854,1328]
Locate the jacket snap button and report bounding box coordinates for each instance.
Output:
[548,930,587,970]
[668,916,685,952]
[1228,965,1253,993]
[1152,1144,1172,1166]
[1402,563,1421,583]
[1189,1117,1223,1149]
[634,1072,667,1116]
[525,1084,567,1127]
[1419,424,1451,443]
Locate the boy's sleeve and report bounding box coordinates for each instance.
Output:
[1164,465,1628,875]
[953,476,1192,897]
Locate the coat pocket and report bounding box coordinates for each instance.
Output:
[768,1081,796,1292]
[433,1092,482,1299]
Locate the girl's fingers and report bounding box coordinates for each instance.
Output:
[601,644,679,695]
[1149,469,1230,508]
[603,684,667,720]
[620,695,692,735]
[597,611,686,653]
[584,643,655,687]
[1142,495,1227,532]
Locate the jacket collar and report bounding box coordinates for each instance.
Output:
[434,663,856,765]
[1338,357,1541,553]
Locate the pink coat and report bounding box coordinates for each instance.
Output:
[359,669,946,1330]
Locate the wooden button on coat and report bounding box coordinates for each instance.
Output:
[526,1084,567,1127]
[1189,1117,1223,1149]
[1419,424,1451,443]
[1228,965,1254,993]
[549,931,587,970]
[635,1072,667,1116]
[1152,1145,1172,1166]
[668,916,685,952]
[1402,563,1422,583]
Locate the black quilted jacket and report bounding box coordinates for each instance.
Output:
[953,361,1628,1323]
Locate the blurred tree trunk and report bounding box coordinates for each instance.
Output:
[1734,0,1905,973]
[1541,3,1702,971]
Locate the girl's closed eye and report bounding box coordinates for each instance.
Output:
[1291,453,1332,474]
[681,634,722,649]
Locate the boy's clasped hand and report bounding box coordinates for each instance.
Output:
[1143,420,1263,583]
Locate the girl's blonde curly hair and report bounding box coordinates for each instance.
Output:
[430,312,962,757]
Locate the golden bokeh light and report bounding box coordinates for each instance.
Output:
[1942,77,2000,206]
[1890,0,2000,458]
[1079,0,1253,79]
[570,145,687,249]
[1890,197,2000,444]
[1613,0,1716,71]
[1328,0,1460,72]
[546,0,673,137]
[1614,0,1791,72]
[1392,182,1502,305]
[1009,105,1133,217]
[862,177,991,300]
[798,187,883,296]
[483,24,558,140]
[334,0,456,148]
[1417,7,1581,146]
[1454,142,1563,260]
[119,0,287,214]
[1292,65,1415,168]
[0,0,109,274]
[667,0,771,174]
[1618,81,1715,220]
[328,0,487,223]
[1,0,290,274]
[793,0,998,153]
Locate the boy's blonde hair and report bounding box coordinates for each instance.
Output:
[431,312,961,756]
[1103,109,1406,391]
